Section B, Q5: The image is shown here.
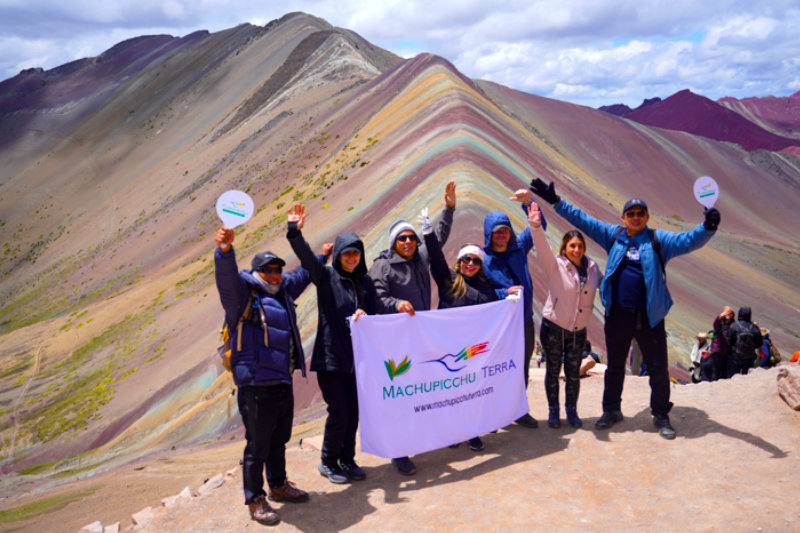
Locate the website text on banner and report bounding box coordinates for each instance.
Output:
[349,296,528,458]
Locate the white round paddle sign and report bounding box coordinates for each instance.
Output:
[216,190,254,228]
[693,176,719,208]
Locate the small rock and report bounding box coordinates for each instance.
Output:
[104,523,120,533]
[197,473,225,496]
[777,368,800,410]
[131,506,153,526]
[226,467,239,478]
[78,520,103,533]
[178,487,193,500]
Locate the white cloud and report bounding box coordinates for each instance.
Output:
[1,1,799,108]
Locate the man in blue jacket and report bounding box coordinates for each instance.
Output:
[482,190,542,429]
[530,179,720,439]
[215,226,330,525]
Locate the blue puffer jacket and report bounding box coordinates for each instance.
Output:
[554,199,715,327]
[482,208,536,320]
[215,246,316,387]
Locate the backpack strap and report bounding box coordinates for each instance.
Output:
[613,226,666,278]
[235,289,262,351]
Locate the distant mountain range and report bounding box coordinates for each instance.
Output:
[1,12,798,495]
[599,89,800,153]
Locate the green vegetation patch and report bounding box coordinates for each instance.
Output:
[0,485,100,524]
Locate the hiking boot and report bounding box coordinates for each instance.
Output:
[653,415,677,440]
[595,410,624,430]
[548,406,561,428]
[268,480,309,502]
[515,413,539,428]
[468,437,484,451]
[340,460,366,481]
[318,462,348,484]
[248,495,279,525]
[391,456,416,475]
[565,406,582,428]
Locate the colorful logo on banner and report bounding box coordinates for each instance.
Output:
[425,342,490,372]
[384,357,411,381]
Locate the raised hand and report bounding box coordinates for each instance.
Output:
[216,227,234,252]
[529,178,560,205]
[527,202,542,228]
[703,207,720,231]
[444,181,456,208]
[509,189,532,205]
[288,203,307,230]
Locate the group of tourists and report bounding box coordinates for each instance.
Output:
[214,178,721,525]
[691,306,780,383]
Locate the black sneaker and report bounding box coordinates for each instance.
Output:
[391,456,416,475]
[595,410,624,430]
[515,413,539,428]
[340,460,366,481]
[653,415,676,440]
[468,437,484,451]
[318,462,348,484]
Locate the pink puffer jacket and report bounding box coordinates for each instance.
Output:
[530,222,602,331]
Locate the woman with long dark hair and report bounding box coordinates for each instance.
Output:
[422,210,497,450]
[528,202,601,429]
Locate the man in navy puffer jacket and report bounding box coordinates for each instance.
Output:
[215,226,330,525]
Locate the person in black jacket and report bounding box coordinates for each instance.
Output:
[726,306,763,377]
[423,210,497,451]
[286,203,388,484]
[215,227,328,525]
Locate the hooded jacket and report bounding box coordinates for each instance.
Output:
[529,220,602,331]
[288,223,385,373]
[370,205,454,313]
[214,246,312,387]
[482,209,536,321]
[554,199,715,327]
[424,231,497,309]
[726,306,763,362]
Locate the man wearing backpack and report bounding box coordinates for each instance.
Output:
[215,226,331,525]
[726,307,763,376]
[529,178,720,439]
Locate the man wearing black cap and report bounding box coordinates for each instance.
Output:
[529,179,720,439]
[215,226,331,525]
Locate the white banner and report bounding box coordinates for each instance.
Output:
[349,297,528,458]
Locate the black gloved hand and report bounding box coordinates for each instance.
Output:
[529,178,560,205]
[704,207,720,231]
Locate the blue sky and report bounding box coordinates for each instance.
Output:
[1,0,799,108]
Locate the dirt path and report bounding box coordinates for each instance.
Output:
[3,366,800,532]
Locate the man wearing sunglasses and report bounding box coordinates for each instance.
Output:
[215,226,331,525]
[368,182,456,476]
[529,178,720,440]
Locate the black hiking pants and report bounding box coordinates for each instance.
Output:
[317,370,359,466]
[237,384,294,504]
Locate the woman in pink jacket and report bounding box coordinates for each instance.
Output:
[528,201,602,429]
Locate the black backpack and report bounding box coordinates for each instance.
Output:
[733,324,760,360]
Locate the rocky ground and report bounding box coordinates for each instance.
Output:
[3,365,800,533]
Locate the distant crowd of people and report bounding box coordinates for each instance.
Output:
[214,178,725,525]
[687,306,782,383]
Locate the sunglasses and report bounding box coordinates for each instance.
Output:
[257,265,282,274]
[396,234,416,243]
[624,209,647,218]
[460,256,482,266]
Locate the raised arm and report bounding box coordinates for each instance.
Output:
[527,202,557,279]
[423,228,452,293]
[214,227,248,325]
[434,181,456,246]
[286,203,327,286]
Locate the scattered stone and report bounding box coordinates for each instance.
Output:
[197,473,225,496]
[131,506,153,527]
[226,467,239,478]
[178,487,193,500]
[78,520,103,533]
[104,523,120,533]
[777,368,800,410]
[162,486,193,507]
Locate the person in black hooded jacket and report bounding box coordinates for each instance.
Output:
[726,306,763,377]
[286,203,388,485]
